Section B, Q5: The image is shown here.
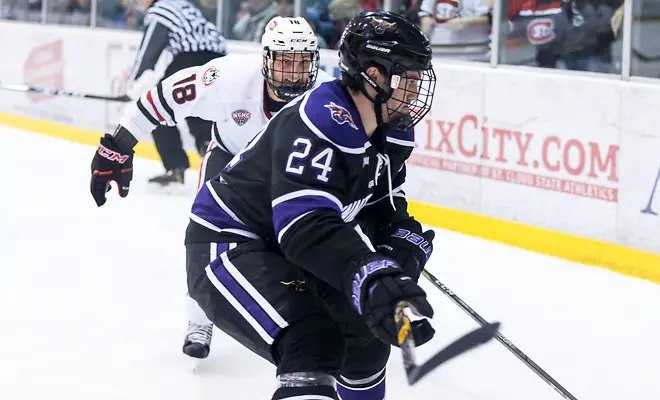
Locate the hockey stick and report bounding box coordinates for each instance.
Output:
[0,82,132,102]
[395,301,500,385]
[421,269,579,400]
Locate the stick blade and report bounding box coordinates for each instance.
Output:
[407,321,501,385]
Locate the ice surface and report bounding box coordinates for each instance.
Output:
[1,126,659,399]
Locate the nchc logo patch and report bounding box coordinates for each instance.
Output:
[231,109,251,126]
[324,101,358,130]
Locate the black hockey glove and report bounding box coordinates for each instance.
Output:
[90,133,134,207]
[377,221,434,282]
[348,254,435,347]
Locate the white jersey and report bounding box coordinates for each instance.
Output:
[419,0,490,46]
[120,53,336,155]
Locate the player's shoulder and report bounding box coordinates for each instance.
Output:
[147,0,181,13]
[315,68,337,85]
[204,53,262,74]
[386,128,415,148]
[298,80,370,154]
[192,54,262,93]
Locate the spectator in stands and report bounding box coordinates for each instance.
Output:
[360,0,382,10]
[120,0,146,29]
[555,0,623,72]
[276,0,294,17]
[305,8,329,48]
[196,0,218,22]
[55,0,91,25]
[328,0,360,48]
[507,0,623,72]
[236,2,249,21]
[1,0,42,22]
[419,0,490,60]
[232,0,277,41]
[397,0,422,26]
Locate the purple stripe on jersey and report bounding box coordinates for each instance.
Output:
[387,128,415,142]
[209,256,281,341]
[272,195,341,240]
[191,183,246,231]
[337,375,386,400]
[215,243,229,260]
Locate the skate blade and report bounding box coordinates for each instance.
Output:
[145,182,193,197]
[190,357,205,374]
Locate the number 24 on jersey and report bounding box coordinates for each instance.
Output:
[285,138,334,183]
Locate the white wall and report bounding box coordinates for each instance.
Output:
[1,21,658,254]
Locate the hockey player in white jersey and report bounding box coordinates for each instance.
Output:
[89,16,334,359]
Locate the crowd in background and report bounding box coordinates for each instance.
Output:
[1,0,659,78]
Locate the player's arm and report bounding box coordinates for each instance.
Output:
[418,0,436,37]
[357,161,411,234]
[270,117,434,347]
[358,129,417,234]
[115,62,222,146]
[359,131,435,282]
[128,12,171,82]
[270,119,375,292]
[361,162,434,282]
[89,62,221,206]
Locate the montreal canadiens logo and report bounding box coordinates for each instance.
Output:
[203,67,219,86]
[231,109,251,126]
[527,18,555,45]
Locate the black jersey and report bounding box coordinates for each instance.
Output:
[185,80,416,291]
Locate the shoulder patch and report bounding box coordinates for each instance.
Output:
[299,81,369,154]
[203,67,219,86]
[324,102,358,130]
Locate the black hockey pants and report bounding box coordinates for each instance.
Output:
[186,238,390,381]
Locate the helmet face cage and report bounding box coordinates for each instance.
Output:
[262,49,320,101]
[338,11,436,131]
[385,66,436,132]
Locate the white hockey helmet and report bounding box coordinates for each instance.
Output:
[261,16,320,101]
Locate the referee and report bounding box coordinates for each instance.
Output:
[129,0,227,186]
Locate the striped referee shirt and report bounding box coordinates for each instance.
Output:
[129,0,227,81]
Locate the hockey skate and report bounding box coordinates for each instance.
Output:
[148,168,185,186]
[182,322,213,359]
[146,168,192,196]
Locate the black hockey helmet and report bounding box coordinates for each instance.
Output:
[338,10,436,131]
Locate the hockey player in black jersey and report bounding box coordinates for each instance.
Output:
[182,10,438,400]
[89,8,437,399]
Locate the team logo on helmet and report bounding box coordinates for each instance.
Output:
[231,109,251,126]
[369,17,396,35]
[324,101,358,130]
